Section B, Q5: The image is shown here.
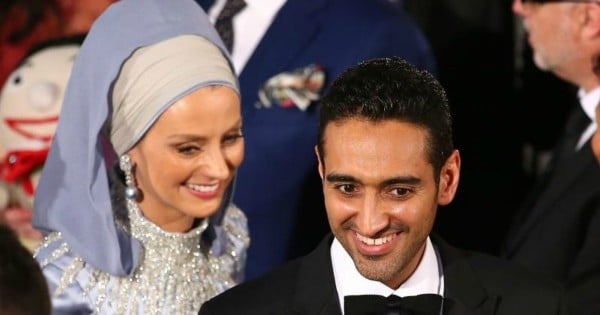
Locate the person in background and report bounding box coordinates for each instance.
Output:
[197,0,436,280]
[502,1,600,314]
[199,57,567,315]
[32,0,249,313]
[0,224,50,315]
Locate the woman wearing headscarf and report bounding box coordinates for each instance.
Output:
[31,0,249,313]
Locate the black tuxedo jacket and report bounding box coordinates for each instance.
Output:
[200,234,567,315]
[501,141,600,315]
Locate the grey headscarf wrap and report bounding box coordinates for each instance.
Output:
[110,34,236,155]
[32,0,239,276]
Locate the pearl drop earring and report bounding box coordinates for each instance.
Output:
[119,154,139,201]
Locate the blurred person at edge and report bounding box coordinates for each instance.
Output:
[502,1,600,314]
[0,224,50,315]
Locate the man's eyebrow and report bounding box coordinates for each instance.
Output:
[325,173,359,183]
[381,177,421,187]
[325,174,421,186]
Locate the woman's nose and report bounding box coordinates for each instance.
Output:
[203,147,230,180]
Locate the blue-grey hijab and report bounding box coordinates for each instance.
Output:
[32,0,239,276]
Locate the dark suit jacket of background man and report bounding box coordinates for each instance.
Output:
[200,234,567,315]
[196,0,436,280]
[502,136,600,315]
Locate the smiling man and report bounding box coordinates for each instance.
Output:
[198,57,566,315]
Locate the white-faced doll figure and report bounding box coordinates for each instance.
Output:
[0,35,84,249]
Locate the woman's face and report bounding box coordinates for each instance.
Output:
[127,85,243,232]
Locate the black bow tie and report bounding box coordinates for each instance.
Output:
[344,293,443,315]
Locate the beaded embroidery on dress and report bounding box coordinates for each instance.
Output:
[34,200,249,314]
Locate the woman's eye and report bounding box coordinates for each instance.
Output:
[177,146,200,155]
[223,134,243,145]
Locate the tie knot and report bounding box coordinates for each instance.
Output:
[215,0,246,53]
[344,293,443,315]
[216,0,247,22]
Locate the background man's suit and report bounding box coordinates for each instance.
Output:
[501,106,600,315]
[200,234,567,315]
[196,0,436,280]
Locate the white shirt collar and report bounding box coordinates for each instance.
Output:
[207,0,286,74]
[330,236,444,314]
[575,87,599,149]
[577,87,600,122]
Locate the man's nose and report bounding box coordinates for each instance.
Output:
[355,194,388,237]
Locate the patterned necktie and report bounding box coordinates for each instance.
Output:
[344,294,443,315]
[215,0,246,52]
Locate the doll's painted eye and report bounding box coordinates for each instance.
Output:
[2,72,24,92]
[12,75,22,85]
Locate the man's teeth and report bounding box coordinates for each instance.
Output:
[187,183,218,192]
[356,233,396,246]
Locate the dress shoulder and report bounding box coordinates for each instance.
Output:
[211,204,250,283]
[34,232,94,313]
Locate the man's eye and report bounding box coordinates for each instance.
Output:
[390,187,411,197]
[336,184,357,194]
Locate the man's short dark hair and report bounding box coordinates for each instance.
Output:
[0,225,51,315]
[317,57,453,177]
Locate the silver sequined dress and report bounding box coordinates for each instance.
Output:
[34,201,249,314]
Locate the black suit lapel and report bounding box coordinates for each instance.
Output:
[504,143,595,255]
[443,298,498,315]
[503,106,591,254]
[291,234,342,315]
[432,235,498,315]
[552,105,590,165]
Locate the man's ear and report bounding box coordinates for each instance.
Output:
[315,145,324,179]
[582,3,600,39]
[438,150,461,206]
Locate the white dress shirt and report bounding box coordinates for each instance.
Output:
[207,0,286,74]
[576,87,599,150]
[330,236,444,314]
